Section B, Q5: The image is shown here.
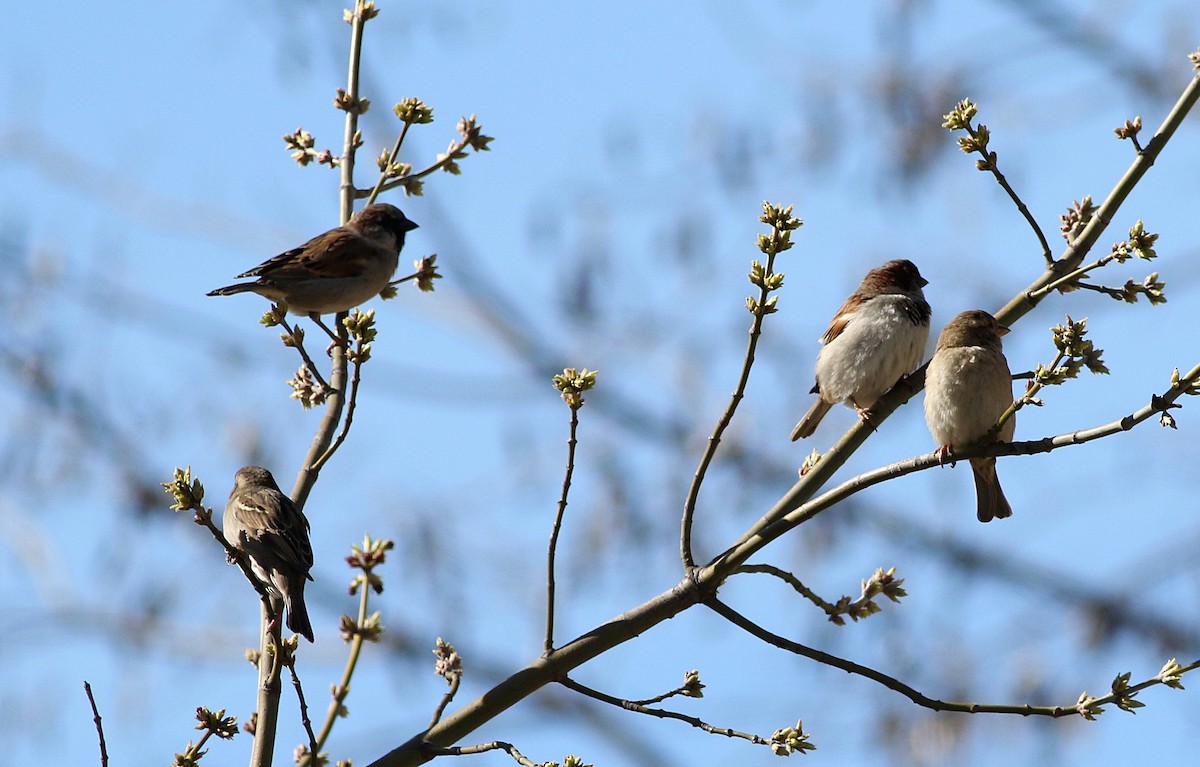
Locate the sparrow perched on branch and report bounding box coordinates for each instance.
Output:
[222,466,315,641]
[923,310,1015,522]
[207,203,419,317]
[790,259,931,440]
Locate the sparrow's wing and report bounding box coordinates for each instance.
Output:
[239,229,377,281]
[819,292,866,344]
[237,230,333,278]
[231,490,314,575]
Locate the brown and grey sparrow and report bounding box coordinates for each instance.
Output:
[790,259,931,440]
[208,203,418,318]
[222,466,315,641]
[923,310,1015,522]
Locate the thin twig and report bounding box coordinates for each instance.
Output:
[961,121,1054,265]
[995,347,1066,432]
[276,315,332,393]
[628,676,702,707]
[1029,256,1112,299]
[1071,281,1130,299]
[429,676,461,729]
[299,539,392,767]
[83,681,109,767]
[386,269,425,288]
[682,213,792,569]
[364,122,413,207]
[546,404,581,653]
[734,564,902,625]
[283,650,320,762]
[336,6,366,223]
[559,676,772,747]
[308,333,367,473]
[708,597,1198,718]
[177,727,219,765]
[423,741,539,766]
[192,505,278,621]
[357,131,475,200]
[735,563,839,615]
[296,563,372,766]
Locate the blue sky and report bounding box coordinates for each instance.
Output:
[2,2,1199,766]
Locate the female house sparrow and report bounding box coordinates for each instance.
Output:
[208,203,418,317]
[222,466,315,641]
[923,310,1015,522]
[790,259,931,440]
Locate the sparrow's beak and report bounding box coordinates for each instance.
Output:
[997,325,1011,337]
[918,276,929,288]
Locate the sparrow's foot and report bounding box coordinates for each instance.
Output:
[934,445,955,466]
[853,403,879,432]
[307,313,349,354]
[325,339,348,356]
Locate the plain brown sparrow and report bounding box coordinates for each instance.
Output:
[222,466,315,641]
[923,310,1015,522]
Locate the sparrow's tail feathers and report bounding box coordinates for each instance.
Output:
[970,456,1012,523]
[790,399,833,441]
[206,282,259,298]
[283,582,315,642]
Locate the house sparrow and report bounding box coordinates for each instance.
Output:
[222,466,315,641]
[923,310,1015,522]
[207,203,418,317]
[790,259,931,440]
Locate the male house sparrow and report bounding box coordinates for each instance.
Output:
[222,466,315,641]
[208,203,418,318]
[923,310,1015,523]
[790,259,931,440]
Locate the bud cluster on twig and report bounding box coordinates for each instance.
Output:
[552,367,599,409]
